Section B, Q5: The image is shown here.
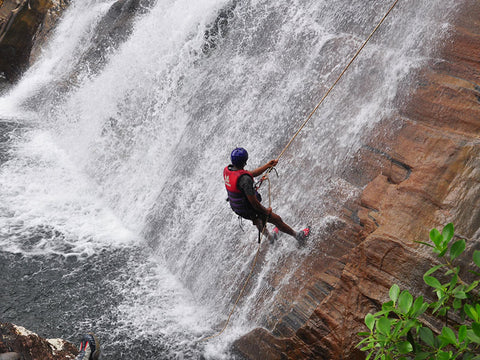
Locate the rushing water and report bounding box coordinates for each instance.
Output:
[0,0,462,358]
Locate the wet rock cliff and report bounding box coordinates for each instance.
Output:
[0,0,69,82]
[234,1,480,359]
[0,0,154,82]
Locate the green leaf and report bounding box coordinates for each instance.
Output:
[442,223,454,242]
[419,302,429,316]
[474,250,480,268]
[454,290,467,299]
[397,341,413,354]
[398,290,413,314]
[437,351,453,360]
[392,320,403,337]
[432,300,443,314]
[419,327,435,347]
[424,264,444,277]
[448,275,459,291]
[466,280,479,293]
[424,275,442,289]
[430,228,442,247]
[373,309,388,317]
[382,300,394,312]
[365,313,375,331]
[407,328,416,349]
[465,304,479,322]
[450,239,465,261]
[389,284,400,304]
[453,298,462,309]
[399,319,417,337]
[458,325,467,343]
[414,353,432,360]
[467,329,480,344]
[411,296,424,315]
[440,326,457,346]
[377,316,391,335]
[472,322,480,338]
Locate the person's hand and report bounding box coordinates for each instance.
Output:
[266,159,278,168]
[265,207,273,216]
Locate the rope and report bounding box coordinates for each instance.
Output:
[201,0,400,342]
[200,176,272,342]
[274,0,401,164]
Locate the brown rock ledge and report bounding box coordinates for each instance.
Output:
[234,2,480,359]
[0,323,77,360]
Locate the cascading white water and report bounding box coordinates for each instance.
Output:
[0,0,463,358]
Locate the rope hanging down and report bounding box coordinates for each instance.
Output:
[200,175,272,342]
[201,0,400,342]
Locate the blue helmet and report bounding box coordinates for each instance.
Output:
[231,147,248,167]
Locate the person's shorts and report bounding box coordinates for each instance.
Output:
[235,208,268,224]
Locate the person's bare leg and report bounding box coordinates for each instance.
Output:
[267,212,296,238]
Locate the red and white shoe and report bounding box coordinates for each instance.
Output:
[269,227,279,244]
[296,227,310,246]
[74,333,100,360]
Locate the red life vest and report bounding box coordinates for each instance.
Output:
[223,166,260,218]
[223,166,253,193]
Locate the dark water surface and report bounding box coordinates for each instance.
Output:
[0,247,208,359]
[0,120,209,359]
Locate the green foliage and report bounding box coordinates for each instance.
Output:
[358,223,480,360]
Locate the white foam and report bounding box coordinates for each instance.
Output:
[0,1,115,117]
[0,130,136,256]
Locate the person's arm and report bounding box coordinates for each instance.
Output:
[251,159,278,177]
[238,175,271,215]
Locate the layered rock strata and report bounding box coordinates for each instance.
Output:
[234,2,480,359]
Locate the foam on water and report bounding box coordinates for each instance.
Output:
[0,129,135,256]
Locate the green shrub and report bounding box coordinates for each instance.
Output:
[357,223,480,360]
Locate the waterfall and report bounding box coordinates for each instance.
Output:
[0,0,462,358]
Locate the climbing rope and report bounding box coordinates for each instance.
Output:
[273,0,401,165]
[202,0,400,342]
[200,175,272,342]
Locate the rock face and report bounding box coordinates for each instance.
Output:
[0,0,69,82]
[234,2,480,359]
[0,323,77,360]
